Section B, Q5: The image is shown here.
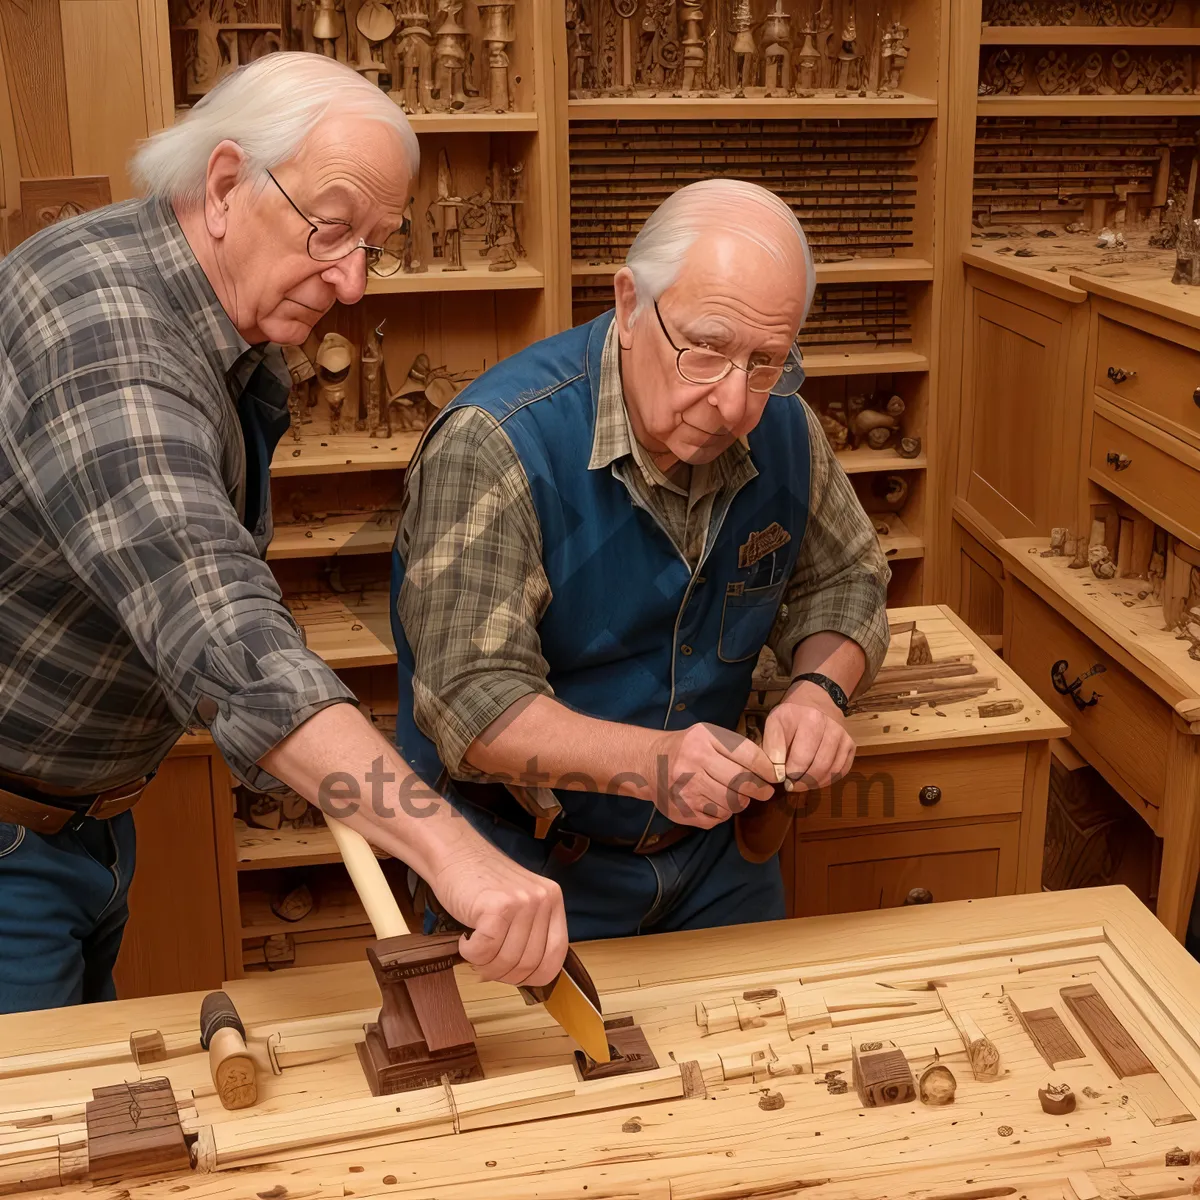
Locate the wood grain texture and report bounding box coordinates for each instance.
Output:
[1012,1003,1085,1067]
[60,0,149,200]
[1060,983,1155,1079]
[0,0,72,178]
[112,748,228,999]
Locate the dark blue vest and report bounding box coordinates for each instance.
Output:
[392,311,812,841]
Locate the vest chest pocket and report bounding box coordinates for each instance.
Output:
[718,580,787,664]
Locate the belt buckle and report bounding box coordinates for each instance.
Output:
[86,775,150,819]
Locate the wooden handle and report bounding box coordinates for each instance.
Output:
[208,1026,258,1111]
[327,819,410,940]
[734,785,796,865]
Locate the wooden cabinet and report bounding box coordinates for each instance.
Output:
[796,820,1021,917]
[778,605,1066,920]
[956,274,1089,541]
[112,735,237,1000]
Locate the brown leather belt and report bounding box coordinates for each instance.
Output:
[0,773,153,835]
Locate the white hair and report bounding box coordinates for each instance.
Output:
[625,179,816,321]
[131,52,420,208]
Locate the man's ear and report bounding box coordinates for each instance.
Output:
[612,267,639,349]
[204,140,247,240]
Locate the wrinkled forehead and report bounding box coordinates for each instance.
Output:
[289,117,413,210]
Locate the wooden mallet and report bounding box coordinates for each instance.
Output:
[199,991,259,1111]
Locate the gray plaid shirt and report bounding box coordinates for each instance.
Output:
[0,197,354,794]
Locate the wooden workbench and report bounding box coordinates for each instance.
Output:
[7,887,1200,1200]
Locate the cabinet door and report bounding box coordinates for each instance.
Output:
[958,281,1086,539]
[112,745,233,998]
[794,820,1021,917]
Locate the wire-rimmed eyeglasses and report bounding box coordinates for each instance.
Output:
[652,299,802,395]
[266,169,408,277]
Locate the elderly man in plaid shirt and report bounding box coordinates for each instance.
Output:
[0,53,567,1013]
[393,180,891,942]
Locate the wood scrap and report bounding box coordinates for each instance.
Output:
[84,1079,190,1180]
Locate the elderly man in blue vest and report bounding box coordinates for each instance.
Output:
[392,179,890,942]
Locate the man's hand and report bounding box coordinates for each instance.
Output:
[652,723,776,829]
[762,682,856,794]
[424,844,568,989]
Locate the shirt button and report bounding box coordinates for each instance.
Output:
[675,702,687,712]
[680,644,693,656]
[696,575,706,584]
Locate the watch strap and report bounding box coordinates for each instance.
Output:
[792,672,849,715]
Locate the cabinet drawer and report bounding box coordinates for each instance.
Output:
[1007,579,1169,821]
[1090,410,1200,547]
[795,820,1021,917]
[1095,316,1200,448]
[793,744,1026,834]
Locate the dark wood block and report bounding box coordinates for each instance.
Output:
[1018,1006,1085,1067]
[575,1018,659,1080]
[407,967,477,1054]
[1061,983,1155,1079]
[85,1078,190,1180]
[853,1043,916,1107]
[356,1023,483,1096]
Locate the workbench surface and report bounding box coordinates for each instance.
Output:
[5,888,1200,1200]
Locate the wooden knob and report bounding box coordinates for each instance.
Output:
[904,887,933,905]
[1106,366,1135,384]
[1105,451,1132,472]
[918,784,941,807]
[1193,386,1200,409]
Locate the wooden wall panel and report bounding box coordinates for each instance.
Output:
[0,0,73,179]
[113,748,229,999]
[60,0,149,201]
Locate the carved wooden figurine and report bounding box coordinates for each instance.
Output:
[180,0,225,98]
[614,0,639,92]
[355,0,396,86]
[435,149,467,270]
[795,0,831,93]
[316,332,355,435]
[358,932,485,1095]
[881,20,909,93]
[569,2,596,96]
[730,0,756,97]
[360,318,389,436]
[283,344,315,441]
[433,0,470,110]
[311,0,346,58]
[478,0,516,110]
[918,1062,957,1105]
[835,4,862,94]
[680,0,706,94]
[486,161,524,270]
[391,0,436,113]
[401,196,426,273]
[761,0,793,94]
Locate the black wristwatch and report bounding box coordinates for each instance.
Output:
[792,672,850,716]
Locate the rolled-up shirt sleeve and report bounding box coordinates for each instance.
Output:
[396,406,553,779]
[767,399,892,693]
[1,360,356,791]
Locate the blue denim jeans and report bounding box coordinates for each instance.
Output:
[445,802,785,940]
[0,811,135,1014]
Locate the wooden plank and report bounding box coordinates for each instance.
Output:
[60,0,149,201]
[1061,983,1156,1078]
[1012,1003,1085,1067]
[0,0,72,178]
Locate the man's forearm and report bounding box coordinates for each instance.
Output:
[785,631,867,701]
[464,694,666,801]
[258,702,490,880]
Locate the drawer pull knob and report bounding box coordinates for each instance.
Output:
[918,784,942,807]
[903,887,934,906]
[1105,451,1132,472]
[1051,658,1106,711]
[1107,366,1136,385]
[1193,387,1200,409]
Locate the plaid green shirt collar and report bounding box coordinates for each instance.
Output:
[586,317,756,498]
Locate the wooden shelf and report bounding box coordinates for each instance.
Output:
[980,25,1200,45]
[801,347,929,377]
[268,515,398,560]
[406,111,539,132]
[235,821,388,871]
[836,446,927,474]
[977,95,1200,116]
[999,537,1200,720]
[240,875,369,938]
[568,95,938,120]
[875,514,924,562]
[271,430,422,477]
[290,590,396,670]
[572,258,935,284]
[365,263,545,294]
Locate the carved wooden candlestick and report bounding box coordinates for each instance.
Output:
[477,0,516,110]
[679,0,706,93]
